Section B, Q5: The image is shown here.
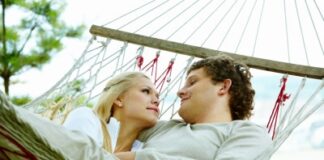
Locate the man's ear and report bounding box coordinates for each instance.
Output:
[219,79,232,95]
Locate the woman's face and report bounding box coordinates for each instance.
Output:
[119,76,159,128]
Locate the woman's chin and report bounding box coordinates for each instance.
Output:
[142,117,158,128]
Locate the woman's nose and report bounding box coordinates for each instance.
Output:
[152,95,160,107]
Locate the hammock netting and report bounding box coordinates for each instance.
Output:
[1,0,323,159]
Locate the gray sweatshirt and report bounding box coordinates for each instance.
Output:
[136,120,272,160]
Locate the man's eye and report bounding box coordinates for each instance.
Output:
[189,80,196,85]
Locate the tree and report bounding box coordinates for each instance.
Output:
[0,0,85,95]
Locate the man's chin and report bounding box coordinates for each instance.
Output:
[178,107,189,121]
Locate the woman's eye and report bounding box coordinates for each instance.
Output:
[142,89,150,94]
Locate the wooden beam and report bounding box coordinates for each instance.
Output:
[90,25,324,79]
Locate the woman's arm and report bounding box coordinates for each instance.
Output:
[10,106,118,159]
[115,150,194,160]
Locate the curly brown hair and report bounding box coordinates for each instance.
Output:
[187,54,255,120]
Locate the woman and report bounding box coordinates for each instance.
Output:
[63,71,160,153]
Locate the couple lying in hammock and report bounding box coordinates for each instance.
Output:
[1,55,272,160]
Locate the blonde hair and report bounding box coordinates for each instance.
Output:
[93,71,149,152]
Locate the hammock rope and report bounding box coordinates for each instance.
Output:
[252,0,265,56]
[294,0,310,65]
[235,0,258,53]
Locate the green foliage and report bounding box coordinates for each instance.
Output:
[41,79,92,108]
[11,95,32,106]
[0,0,85,95]
[36,79,93,121]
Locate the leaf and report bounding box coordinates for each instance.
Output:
[0,27,20,42]
[10,95,32,106]
[65,25,86,37]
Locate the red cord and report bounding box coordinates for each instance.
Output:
[136,55,144,70]
[142,52,160,80]
[266,76,290,139]
[156,60,174,93]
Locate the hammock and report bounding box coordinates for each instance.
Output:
[1,0,323,159]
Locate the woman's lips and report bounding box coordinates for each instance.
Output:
[147,106,160,114]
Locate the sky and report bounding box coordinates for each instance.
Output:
[3,0,324,159]
[7,0,324,97]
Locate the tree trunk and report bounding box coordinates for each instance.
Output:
[3,74,9,95]
[1,0,9,95]
[1,0,7,55]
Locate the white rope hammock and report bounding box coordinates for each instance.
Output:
[1,0,323,159]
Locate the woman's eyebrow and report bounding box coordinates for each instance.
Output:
[144,85,159,98]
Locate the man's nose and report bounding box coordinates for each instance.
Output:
[177,87,186,98]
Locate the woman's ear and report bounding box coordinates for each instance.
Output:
[219,79,232,95]
[113,98,123,108]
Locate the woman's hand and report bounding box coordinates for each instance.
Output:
[114,152,135,160]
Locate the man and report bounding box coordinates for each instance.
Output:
[116,55,272,160]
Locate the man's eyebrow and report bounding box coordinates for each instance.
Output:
[186,75,197,80]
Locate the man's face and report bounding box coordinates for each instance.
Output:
[177,68,222,124]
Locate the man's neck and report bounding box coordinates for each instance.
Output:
[195,102,232,124]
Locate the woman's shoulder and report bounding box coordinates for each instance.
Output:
[68,107,95,118]
[63,107,103,146]
[63,107,99,126]
[70,106,93,114]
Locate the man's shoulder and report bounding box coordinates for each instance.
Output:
[155,119,185,128]
[138,119,185,141]
[230,120,272,143]
[231,120,267,131]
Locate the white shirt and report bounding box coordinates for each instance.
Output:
[63,107,143,151]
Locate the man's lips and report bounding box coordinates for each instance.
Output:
[180,98,189,104]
